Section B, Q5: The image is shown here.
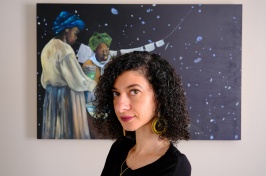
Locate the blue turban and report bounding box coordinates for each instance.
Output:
[52,11,85,35]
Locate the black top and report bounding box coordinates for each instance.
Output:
[101,137,191,176]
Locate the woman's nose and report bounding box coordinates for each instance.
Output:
[115,95,130,113]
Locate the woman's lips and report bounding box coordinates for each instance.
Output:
[121,116,134,122]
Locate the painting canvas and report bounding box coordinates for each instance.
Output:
[37,4,242,140]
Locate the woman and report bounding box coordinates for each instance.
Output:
[93,51,191,175]
[40,11,96,139]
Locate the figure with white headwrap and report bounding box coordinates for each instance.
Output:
[40,11,96,139]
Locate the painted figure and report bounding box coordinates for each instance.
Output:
[40,11,96,139]
[80,32,112,138]
[82,32,112,83]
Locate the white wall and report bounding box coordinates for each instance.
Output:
[0,0,265,175]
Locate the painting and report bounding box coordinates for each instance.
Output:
[37,4,242,140]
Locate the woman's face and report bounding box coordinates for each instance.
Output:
[112,70,156,132]
[95,43,110,62]
[65,27,80,45]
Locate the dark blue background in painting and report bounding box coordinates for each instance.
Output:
[37,4,242,140]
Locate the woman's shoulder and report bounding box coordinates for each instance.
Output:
[112,137,135,150]
[165,143,191,175]
[130,142,191,176]
[106,137,135,160]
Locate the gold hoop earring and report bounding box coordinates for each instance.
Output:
[151,117,166,135]
[123,129,126,136]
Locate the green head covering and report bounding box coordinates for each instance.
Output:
[89,32,112,51]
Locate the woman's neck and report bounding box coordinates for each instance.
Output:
[124,124,170,170]
[133,124,169,155]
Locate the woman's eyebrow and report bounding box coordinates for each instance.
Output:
[112,84,143,90]
[127,84,143,89]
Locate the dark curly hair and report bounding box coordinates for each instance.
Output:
[93,51,190,142]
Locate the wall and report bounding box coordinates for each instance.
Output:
[0,0,265,175]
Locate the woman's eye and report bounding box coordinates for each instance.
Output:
[112,91,119,97]
[130,89,139,95]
